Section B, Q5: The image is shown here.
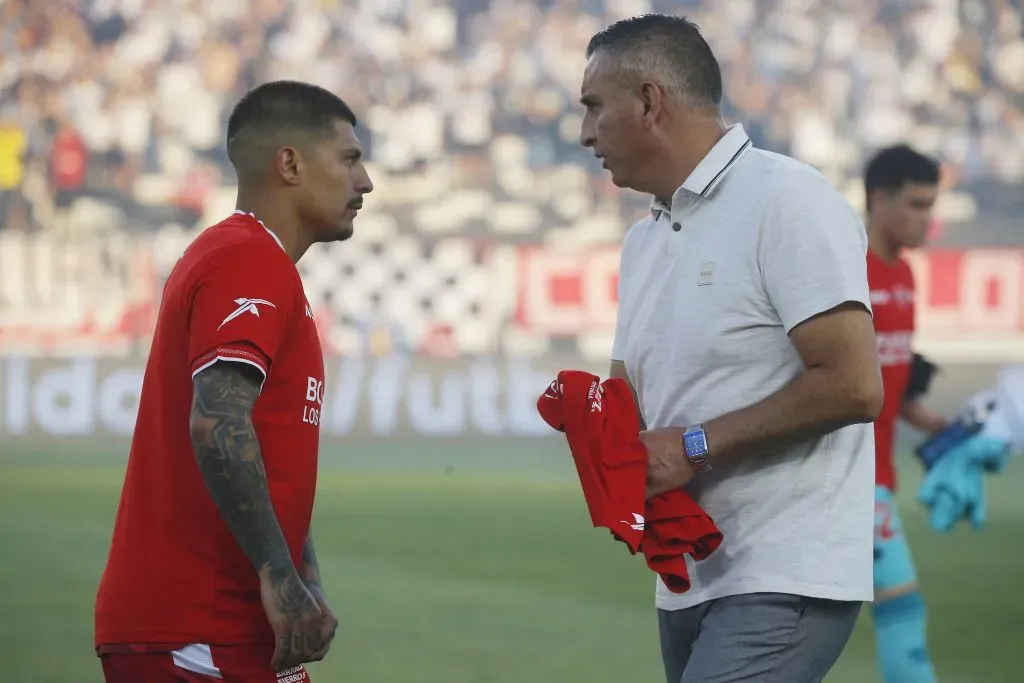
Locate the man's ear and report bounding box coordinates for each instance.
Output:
[275,146,303,186]
[639,82,666,128]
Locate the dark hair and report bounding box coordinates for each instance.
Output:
[864,144,940,208]
[226,80,357,153]
[585,14,722,107]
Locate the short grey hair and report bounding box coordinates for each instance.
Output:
[586,14,723,109]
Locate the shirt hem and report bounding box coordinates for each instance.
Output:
[654,581,873,611]
[95,630,273,652]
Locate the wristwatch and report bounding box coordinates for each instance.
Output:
[682,424,712,472]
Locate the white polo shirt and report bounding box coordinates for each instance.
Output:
[612,124,876,610]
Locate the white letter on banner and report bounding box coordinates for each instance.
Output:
[323,357,365,436]
[99,367,143,435]
[407,369,465,436]
[34,358,95,436]
[369,355,407,436]
[3,357,30,435]
[506,356,555,436]
[469,358,503,435]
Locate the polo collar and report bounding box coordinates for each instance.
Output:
[651,124,752,219]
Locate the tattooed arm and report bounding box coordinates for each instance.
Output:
[188,361,292,575]
[299,534,323,592]
[300,531,340,660]
[188,361,323,671]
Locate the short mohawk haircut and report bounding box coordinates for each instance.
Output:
[226,80,357,164]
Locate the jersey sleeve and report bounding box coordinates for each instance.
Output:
[759,174,873,333]
[187,244,295,386]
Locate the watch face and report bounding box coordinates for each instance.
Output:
[684,431,707,456]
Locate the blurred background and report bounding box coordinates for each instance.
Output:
[1,0,1022,681]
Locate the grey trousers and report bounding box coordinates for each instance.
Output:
[658,593,862,683]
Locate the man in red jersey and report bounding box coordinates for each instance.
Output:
[864,144,948,683]
[94,80,374,682]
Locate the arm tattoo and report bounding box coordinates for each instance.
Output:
[189,362,294,577]
[300,534,322,588]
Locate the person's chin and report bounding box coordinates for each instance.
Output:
[323,222,354,243]
[608,169,641,192]
[607,168,628,188]
[907,234,928,249]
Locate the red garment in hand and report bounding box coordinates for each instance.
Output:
[537,370,723,593]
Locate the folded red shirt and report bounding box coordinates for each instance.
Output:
[537,370,723,593]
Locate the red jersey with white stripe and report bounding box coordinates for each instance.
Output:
[95,211,325,649]
[867,249,916,492]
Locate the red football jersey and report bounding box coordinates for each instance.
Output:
[95,211,325,649]
[867,249,916,492]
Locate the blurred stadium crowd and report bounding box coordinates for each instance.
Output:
[1,0,1022,246]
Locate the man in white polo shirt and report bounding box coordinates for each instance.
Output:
[579,14,884,683]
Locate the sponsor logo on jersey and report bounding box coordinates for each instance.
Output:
[218,298,277,330]
[876,331,914,367]
[870,286,915,309]
[303,376,325,427]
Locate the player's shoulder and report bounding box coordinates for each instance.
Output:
[622,213,653,245]
[744,148,843,199]
[745,149,863,232]
[177,212,292,277]
[186,212,284,258]
[871,248,915,272]
[895,253,916,282]
[867,250,916,287]
[736,149,855,217]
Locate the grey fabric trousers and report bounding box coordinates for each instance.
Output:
[658,593,862,683]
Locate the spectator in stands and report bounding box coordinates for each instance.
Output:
[0,0,1019,240]
[0,117,27,230]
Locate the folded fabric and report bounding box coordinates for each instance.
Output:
[917,435,1011,533]
[537,370,723,593]
[641,494,723,593]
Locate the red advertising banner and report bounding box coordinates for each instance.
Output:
[906,249,1024,336]
[514,245,620,335]
[2,230,1024,362]
[515,246,1024,360]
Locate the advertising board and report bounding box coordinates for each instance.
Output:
[0,354,602,439]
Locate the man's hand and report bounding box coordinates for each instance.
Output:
[297,533,337,663]
[260,565,324,672]
[304,582,339,662]
[641,428,697,498]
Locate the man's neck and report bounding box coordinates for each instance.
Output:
[867,224,899,263]
[235,194,310,263]
[654,116,727,204]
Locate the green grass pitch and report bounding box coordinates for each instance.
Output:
[1,438,1021,682]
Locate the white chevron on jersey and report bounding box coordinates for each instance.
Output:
[218,298,277,330]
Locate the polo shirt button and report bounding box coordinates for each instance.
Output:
[672,222,682,232]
